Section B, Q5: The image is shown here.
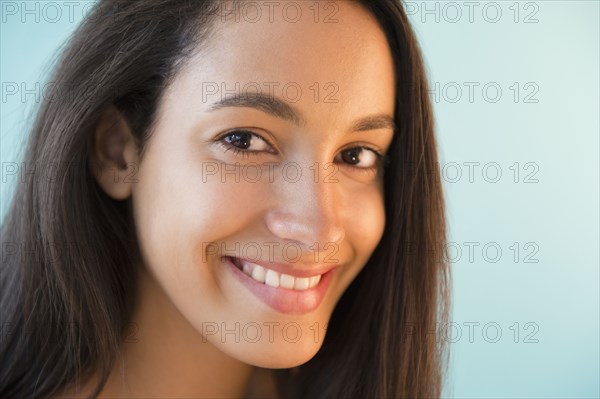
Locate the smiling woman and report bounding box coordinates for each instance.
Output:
[0,1,450,398]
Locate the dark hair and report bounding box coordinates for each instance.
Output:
[0,1,450,397]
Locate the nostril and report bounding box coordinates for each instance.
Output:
[265,210,345,248]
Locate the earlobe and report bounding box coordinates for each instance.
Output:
[90,105,139,200]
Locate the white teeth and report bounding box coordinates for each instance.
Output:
[280,274,295,289]
[308,275,321,288]
[251,265,266,283]
[265,269,280,288]
[236,259,323,291]
[294,277,310,291]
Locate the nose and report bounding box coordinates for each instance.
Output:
[264,166,345,251]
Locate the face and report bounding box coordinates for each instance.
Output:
[131,1,396,368]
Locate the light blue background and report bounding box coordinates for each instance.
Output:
[1,1,598,397]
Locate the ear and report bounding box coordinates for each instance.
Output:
[90,105,139,200]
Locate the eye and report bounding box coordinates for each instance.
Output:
[216,129,275,157]
[337,146,384,170]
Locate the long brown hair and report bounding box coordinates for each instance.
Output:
[0,1,450,397]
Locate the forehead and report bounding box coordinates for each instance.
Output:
[171,1,396,121]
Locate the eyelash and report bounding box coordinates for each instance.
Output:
[215,130,276,158]
[214,129,387,173]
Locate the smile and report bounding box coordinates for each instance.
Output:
[231,256,322,290]
[223,256,340,314]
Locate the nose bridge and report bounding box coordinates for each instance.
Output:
[265,162,345,250]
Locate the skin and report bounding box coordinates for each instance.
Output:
[88,1,396,397]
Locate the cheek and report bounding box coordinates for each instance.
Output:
[327,182,386,294]
[131,145,271,298]
[342,184,386,257]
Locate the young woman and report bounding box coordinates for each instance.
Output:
[0,0,450,397]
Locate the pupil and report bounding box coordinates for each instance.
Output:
[342,148,360,165]
[227,132,251,149]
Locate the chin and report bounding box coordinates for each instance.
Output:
[246,350,320,369]
[217,339,324,369]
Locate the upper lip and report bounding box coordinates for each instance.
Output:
[227,256,341,278]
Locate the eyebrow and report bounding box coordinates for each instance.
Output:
[207,92,396,133]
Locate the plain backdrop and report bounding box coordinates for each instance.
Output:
[1,1,598,397]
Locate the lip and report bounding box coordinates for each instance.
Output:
[222,256,339,315]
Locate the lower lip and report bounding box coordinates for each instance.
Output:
[223,256,337,315]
